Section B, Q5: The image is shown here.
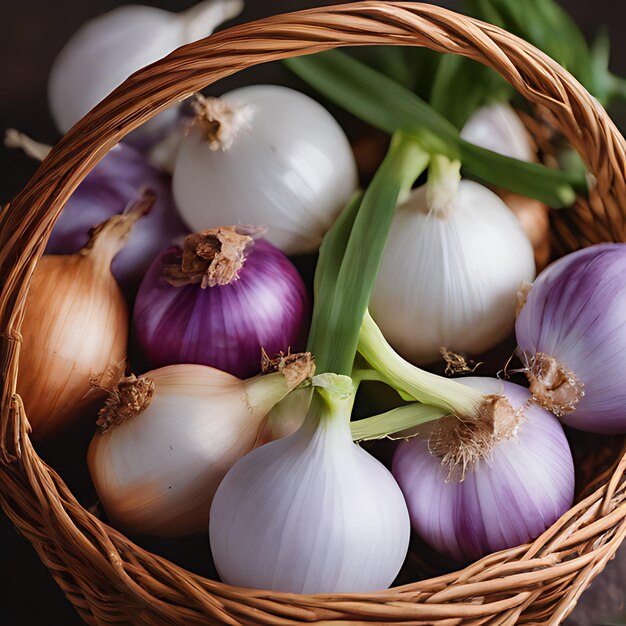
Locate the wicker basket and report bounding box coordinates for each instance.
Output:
[2,2,626,624]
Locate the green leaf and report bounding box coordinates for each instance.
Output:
[429,54,514,129]
[307,192,362,357]
[308,134,430,375]
[350,46,417,90]
[463,0,597,100]
[351,403,447,442]
[285,50,585,206]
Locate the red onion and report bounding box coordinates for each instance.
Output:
[133,226,310,378]
[46,143,188,299]
[392,378,574,563]
[516,243,626,433]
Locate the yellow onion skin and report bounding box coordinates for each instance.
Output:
[18,255,128,439]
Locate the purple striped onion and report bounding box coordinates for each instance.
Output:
[392,378,574,563]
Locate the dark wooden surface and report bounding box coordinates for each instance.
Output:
[2,1,626,624]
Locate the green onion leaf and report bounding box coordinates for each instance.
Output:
[308,134,429,375]
[351,403,447,442]
[285,50,585,206]
[429,54,514,129]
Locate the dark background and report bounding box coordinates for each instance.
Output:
[2,1,626,624]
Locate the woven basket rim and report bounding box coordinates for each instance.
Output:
[1,2,626,624]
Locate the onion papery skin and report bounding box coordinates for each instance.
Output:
[516,243,626,433]
[210,383,410,593]
[45,143,188,300]
[392,378,574,563]
[370,181,535,364]
[172,85,358,255]
[88,365,278,537]
[18,256,128,439]
[133,240,310,378]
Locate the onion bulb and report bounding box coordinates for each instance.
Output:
[88,353,314,536]
[133,225,310,378]
[48,0,243,136]
[5,130,189,300]
[370,156,535,365]
[210,374,410,593]
[392,378,574,562]
[461,103,551,271]
[516,243,626,433]
[18,194,153,439]
[172,86,358,254]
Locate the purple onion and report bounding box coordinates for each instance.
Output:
[516,243,626,433]
[392,378,574,563]
[46,142,188,299]
[133,230,310,379]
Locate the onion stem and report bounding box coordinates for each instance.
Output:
[351,403,447,442]
[358,311,485,419]
[427,155,462,217]
[308,133,429,376]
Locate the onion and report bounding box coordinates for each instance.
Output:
[461,103,551,271]
[48,0,243,137]
[370,156,535,365]
[18,195,152,439]
[172,86,358,255]
[5,131,188,300]
[88,354,314,537]
[516,243,626,433]
[461,103,535,162]
[392,378,574,562]
[49,143,188,299]
[133,226,310,378]
[210,374,410,593]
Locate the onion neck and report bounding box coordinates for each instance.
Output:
[526,352,584,416]
[358,311,510,423]
[426,155,461,218]
[97,375,155,433]
[178,0,244,43]
[191,93,251,151]
[302,374,356,438]
[163,225,264,288]
[80,190,154,272]
[244,352,316,416]
[428,395,521,481]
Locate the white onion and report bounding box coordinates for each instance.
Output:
[460,102,534,162]
[370,159,535,364]
[172,85,358,255]
[48,0,243,133]
[209,374,409,593]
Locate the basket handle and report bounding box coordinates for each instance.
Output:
[1,0,625,416]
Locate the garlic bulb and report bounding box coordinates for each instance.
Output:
[18,196,152,439]
[370,157,535,364]
[48,0,243,134]
[172,86,358,255]
[89,354,314,537]
[210,374,410,593]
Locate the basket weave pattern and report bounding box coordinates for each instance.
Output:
[1,3,626,624]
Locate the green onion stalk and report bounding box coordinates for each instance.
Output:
[293,133,517,441]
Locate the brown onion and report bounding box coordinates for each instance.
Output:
[18,193,153,439]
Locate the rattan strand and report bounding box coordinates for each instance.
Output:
[1,2,626,624]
